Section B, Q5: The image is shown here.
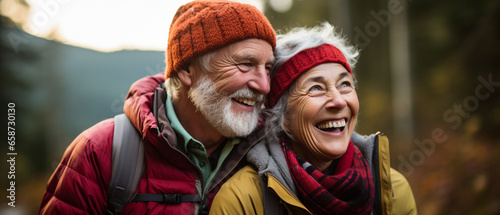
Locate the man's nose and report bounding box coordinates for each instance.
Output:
[247,66,270,95]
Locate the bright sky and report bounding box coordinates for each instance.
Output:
[18,0,269,52]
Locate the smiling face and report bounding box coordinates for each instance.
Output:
[188,38,275,137]
[284,63,359,166]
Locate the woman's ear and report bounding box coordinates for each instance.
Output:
[177,67,192,86]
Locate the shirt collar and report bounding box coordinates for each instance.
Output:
[165,93,202,150]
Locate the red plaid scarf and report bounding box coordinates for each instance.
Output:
[282,140,374,215]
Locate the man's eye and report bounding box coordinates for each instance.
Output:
[265,66,272,73]
[237,63,252,72]
[238,63,252,68]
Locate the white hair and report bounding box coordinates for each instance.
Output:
[272,22,359,77]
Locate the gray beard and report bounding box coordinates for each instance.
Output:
[188,74,263,138]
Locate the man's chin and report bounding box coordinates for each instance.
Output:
[216,113,259,138]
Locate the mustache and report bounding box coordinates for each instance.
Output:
[229,87,265,104]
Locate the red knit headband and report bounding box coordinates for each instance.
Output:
[267,43,351,107]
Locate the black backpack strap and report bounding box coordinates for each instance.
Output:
[106,114,145,215]
[131,194,202,204]
[260,173,283,215]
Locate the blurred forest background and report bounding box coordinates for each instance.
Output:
[1,0,499,214]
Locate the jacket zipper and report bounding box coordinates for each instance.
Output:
[154,85,264,211]
[206,134,264,194]
[153,86,206,209]
[267,174,301,203]
[267,173,312,214]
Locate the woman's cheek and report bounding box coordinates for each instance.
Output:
[289,96,320,152]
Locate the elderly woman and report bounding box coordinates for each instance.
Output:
[209,22,417,215]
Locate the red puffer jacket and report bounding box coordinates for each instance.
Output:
[39,73,261,214]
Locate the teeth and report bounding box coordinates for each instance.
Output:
[235,98,256,106]
[317,119,346,129]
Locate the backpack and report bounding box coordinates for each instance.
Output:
[106,114,202,215]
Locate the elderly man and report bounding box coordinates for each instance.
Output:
[39,1,275,214]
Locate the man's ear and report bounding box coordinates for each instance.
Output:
[177,67,193,86]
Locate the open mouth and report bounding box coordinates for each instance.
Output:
[316,119,346,132]
[233,97,256,107]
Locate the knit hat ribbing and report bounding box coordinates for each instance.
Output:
[165,0,276,79]
[267,43,352,108]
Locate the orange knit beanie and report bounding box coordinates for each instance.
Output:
[165,0,276,79]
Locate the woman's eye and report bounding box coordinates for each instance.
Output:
[309,85,322,91]
[340,81,352,88]
[338,81,354,93]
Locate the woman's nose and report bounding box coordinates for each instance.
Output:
[325,90,347,109]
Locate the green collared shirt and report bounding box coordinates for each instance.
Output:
[165,95,240,194]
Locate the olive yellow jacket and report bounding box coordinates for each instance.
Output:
[210,132,417,215]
